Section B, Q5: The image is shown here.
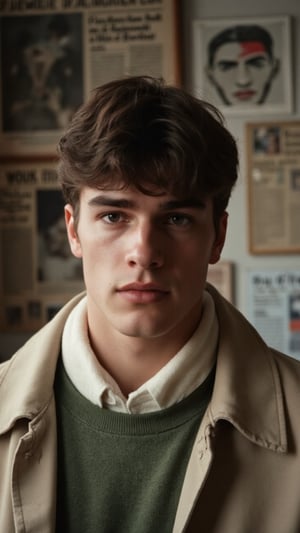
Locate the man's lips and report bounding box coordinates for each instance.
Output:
[233,90,256,101]
[117,282,169,304]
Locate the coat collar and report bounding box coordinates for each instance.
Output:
[206,283,287,453]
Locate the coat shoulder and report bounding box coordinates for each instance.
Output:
[271,350,300,437]
[272,348,300,380]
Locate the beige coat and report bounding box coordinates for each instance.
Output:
[1,285,300,533]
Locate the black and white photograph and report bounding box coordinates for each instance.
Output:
[37,189,83,283]
[0,13,83,133]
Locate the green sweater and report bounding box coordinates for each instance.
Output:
[55,361,214,533]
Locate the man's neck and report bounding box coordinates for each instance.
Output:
[87,310,202,398]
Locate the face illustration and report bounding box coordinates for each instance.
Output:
[65,186,227,346]
[208,41,278,106]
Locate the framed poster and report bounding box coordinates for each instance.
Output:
[0,158,84,332]
[247,270,300,360]
[0,0,181,158]
[246,121,300,254]
[192,16,292,115]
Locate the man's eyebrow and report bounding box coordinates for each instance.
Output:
[160,199,206,210]
[87,195,205,210]
[87,195,135,208]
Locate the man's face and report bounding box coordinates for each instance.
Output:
[208,41,277,106]
[65,186,227,345]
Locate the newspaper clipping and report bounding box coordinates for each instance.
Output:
[0,160,84,331]
[248,270,300,360]
[0,0,180,157]
[247,121,300,253]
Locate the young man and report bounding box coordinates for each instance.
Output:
[1,76,300,533]
[206,24,279,106]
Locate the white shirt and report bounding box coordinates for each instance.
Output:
[62,291,218,414]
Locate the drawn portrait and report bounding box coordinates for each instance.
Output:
[192,17,292,115]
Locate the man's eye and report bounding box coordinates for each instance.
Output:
[167,214,191,226]
[102,212,125,224]
[247,57,268,68]
[216,61,237,72]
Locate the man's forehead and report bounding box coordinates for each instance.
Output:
[80,185,207,207]
[239,40,267,58]
[216,41,268,60]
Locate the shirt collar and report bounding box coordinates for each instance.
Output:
[62,291,218,414]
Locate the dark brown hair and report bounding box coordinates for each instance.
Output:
[57,76,238,224]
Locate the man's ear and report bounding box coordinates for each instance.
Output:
[64,204,82,258]
[209,211,228,265]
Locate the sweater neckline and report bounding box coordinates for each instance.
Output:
[55,358,215,436]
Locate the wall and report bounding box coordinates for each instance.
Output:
[182,0,300,316]
[1,0,300,360]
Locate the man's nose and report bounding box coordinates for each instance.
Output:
[236,61,251,86]
[125,221,164,270]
